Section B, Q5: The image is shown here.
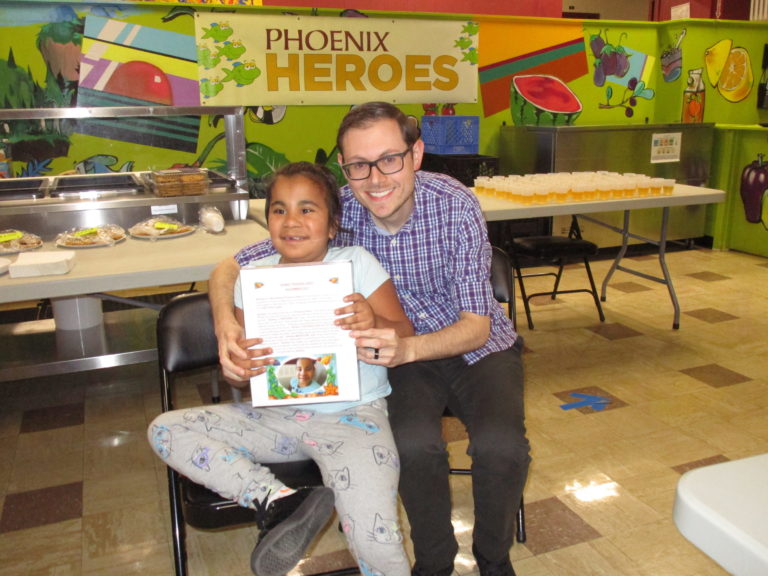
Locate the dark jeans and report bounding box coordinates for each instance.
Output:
[388,342,530,573]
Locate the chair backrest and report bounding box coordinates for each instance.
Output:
[157,292,219,374]
[490,245,514,313]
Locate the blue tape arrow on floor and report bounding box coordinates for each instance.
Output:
[560,392,612,411]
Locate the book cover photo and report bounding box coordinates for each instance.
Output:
[239,260,360,407]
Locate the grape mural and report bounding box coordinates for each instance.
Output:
[590,29,630,87]
[589,29,655,118]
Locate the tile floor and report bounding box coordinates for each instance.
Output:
[1,247,767,575]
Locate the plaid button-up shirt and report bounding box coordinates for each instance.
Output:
[236,171,518,365]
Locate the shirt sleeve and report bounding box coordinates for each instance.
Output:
[235,239,277,266]
[445,188,495,318]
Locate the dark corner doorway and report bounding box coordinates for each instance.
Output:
[562,11,600,19]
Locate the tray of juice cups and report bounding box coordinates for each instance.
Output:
[473,172,674,204]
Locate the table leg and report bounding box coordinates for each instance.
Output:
[598,210,631,303]
[657,207,681,329]
[579,207,682,330]
[51,295,104,330]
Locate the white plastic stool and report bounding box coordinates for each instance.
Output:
[673,453,768,575]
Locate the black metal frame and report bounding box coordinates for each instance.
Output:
[511,217,605,330]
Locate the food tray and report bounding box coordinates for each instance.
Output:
[0,228,43,254]
[128,217,196,239]
[0,177,48,201]
[151,167,208,183]
[207,170,237,193]
[55,224,127,248]
[150,168,209,197]
[50,173,144,198]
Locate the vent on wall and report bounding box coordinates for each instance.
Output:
[751,0,768,20]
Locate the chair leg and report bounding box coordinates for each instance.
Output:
[211,368,221,404]
[582,257,606,322]
[516,496,526,543]
[167,468,188,576]
[550,261,565,300]
[512,261,535,330]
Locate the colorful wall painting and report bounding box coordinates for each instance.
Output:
[704,38,754,103]
[76,15,201,152]
[478,19,588,118]
[588,28,656,119]
[193,13,478,106]
[681,66,705,122]
[739,152,768,228]
[661,28,686,82]
[1,3,767,187]
[509,75,582,126]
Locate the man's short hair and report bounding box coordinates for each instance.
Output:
[336,101,420,156]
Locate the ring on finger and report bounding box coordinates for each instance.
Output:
[373,348,380,360]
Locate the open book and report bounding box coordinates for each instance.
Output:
[239,260,360,407]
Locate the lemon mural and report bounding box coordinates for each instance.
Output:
[704,38,753,103]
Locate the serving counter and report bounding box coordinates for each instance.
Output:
[0,219,269,381]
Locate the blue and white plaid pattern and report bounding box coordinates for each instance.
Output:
[236,171,518,364]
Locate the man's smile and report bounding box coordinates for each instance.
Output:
[365,186,395,200]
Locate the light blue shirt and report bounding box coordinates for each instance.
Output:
[234,245,391,413]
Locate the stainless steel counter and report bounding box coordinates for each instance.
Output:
[0,171,249,241]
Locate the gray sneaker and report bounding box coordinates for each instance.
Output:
[250,487,335,576]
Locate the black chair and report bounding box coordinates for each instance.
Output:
[156,291,359,576]
[445,246,526,544]
[489,244,517,330]
[510,216,605,330]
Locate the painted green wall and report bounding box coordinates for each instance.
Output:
[710,126,768,256]
[1,2,767,253]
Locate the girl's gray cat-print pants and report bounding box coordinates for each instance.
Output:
[148,397,409,575]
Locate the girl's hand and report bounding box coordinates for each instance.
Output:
[335,292,375,331]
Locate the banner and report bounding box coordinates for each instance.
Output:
[194,13,478,106]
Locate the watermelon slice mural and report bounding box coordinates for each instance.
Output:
[478,20,588,118]
[510,75,581,126]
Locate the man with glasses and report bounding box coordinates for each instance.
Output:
[209,101,530,576]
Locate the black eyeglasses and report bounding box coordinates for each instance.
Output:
[340,148,412,181]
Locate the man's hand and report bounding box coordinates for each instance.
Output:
[215,313,249,380]
[351,311,490,367]
[351,327,412,367]
[223,337,275,385]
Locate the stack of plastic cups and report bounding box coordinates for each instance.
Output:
[552,178,569,202]
[473,176,490,195]
[635,175,651,197]
[648,178,664,196]
[621,175,637,198]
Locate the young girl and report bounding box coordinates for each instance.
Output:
[148,162,413,576]
[288,357,323,395]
